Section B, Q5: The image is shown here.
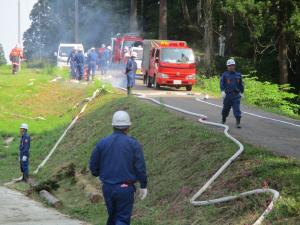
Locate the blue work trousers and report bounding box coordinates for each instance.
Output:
[127,72,136,88]
[77,64,84,80]
[100,60,108,75]
[88,61,96,79]
[222,93,242,119]
[20,159,29,177]
[70,61,77,78]
[102,183,135,225]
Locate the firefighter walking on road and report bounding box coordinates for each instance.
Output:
[220,59,244,128]
[125,52,138,95]
[75,47,85,80]
[19,123,31,182]
[87,47,97,80]
[89,111,148,225]
[67,47,77,79]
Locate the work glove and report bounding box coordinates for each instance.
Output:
[139,188,148,200]
[240,93,244,98]
[221,91,226,99]
[22,156,27,162]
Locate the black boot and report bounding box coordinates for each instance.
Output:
[127,87,131,95]
[22,174,28,182]
[236,117,241,128]
[222,116,226,124]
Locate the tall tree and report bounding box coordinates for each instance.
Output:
[130,0,138,32]
[159,0,167,39]
[271,0,294,84]
[198,0,214,75]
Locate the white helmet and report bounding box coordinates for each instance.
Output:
[131,52,138,58]
[101,44,106,48]
[107,46,112,50]
[20,123,28,130]
[226,59,236,66]
[112,111,131,127]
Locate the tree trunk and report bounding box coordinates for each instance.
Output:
[159,0,167,39]
[181,0,191,22]
[278,32,288,84]
[130,0,138,32]
[203,0,214,76]
[225,14,234,56]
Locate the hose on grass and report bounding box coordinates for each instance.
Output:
[33,88,101,174]
[4,88,102,186]
[116,87,279,225]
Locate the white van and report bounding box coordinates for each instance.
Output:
[55,43,84,67]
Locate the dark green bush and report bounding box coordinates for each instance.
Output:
[197,75,300,116]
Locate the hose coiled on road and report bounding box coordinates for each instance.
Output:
[125,89,279,225]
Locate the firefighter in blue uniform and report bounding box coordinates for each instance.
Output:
[89,111,148,225]
[67,47,77,79]
[125,52,138,95]
[87,47,98,80]
[220,59,244,128]
[99,45,111,75]
[75,47,85,80]
[19,123,31,182]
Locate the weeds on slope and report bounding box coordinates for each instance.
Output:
[22,95,300,225]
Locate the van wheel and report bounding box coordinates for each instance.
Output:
[146,76,152,88]
[153,76,160,89]
[186,85,192,91]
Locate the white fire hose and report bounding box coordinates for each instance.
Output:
[116,87,279,225]
[5,88,102,186]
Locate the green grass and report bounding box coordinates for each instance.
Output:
[1,65,300,224]
[26,94,300,225]
[0,64,102,182]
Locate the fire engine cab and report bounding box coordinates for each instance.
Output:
[111,33,143,63]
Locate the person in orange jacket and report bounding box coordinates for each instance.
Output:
[9,44,23,74]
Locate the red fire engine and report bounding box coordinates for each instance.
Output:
[111,33,143,63]
[142,40,197,91]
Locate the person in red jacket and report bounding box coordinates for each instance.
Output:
[9,44,23,74]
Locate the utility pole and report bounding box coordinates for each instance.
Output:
[18,0,21,45]
[75,0,79,43]
[18,0,22,70]
[141,0,144,32]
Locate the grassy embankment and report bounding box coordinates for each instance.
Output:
[1,65,300,225]
[0,64,100,181]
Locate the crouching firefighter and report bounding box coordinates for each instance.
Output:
[89,111,148,225]
[220,59,244,128]
[125,52,138,95]
[19,123,31,182]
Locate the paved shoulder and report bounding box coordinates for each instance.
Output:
[0,187,87,225]
[156,96,300,160]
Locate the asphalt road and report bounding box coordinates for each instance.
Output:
[102,66,300,160]
[0,187,87,225]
